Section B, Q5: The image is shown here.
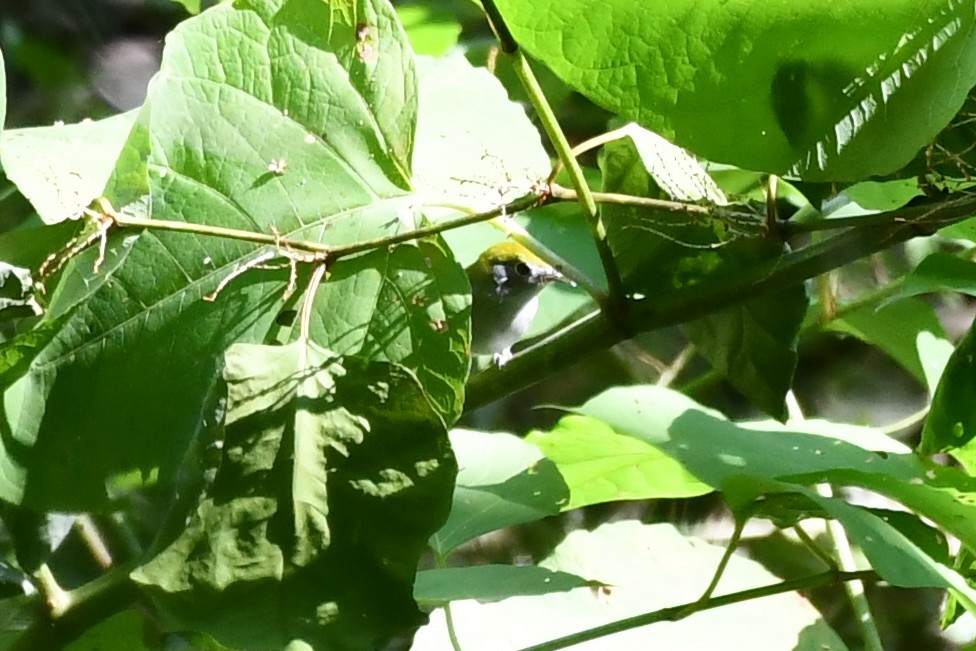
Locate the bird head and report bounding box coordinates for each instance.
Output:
[466,241,566,366]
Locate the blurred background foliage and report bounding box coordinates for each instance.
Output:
[0,1,972,649]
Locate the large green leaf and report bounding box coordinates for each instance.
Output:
[577,386,976,597]
[0,0,473,509]
[494,0,976,180]
[133,342,456,651]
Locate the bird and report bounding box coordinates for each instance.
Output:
[466,241,567,367]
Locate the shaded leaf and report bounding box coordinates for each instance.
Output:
[429,429,568,558]
[597,128,803,417]
[598,126,738,288]
[63,609,155,651]
[828,298,945,384]
[725,475,976,601]
[682,240,807,420]
[0,594,36,650]
[133,341,456,651]
[921,321,976,457]
[899,252,976,299]
[0,49,5,131]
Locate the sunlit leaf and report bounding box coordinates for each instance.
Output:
[494,0,976,180]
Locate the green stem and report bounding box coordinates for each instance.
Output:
[516,569,877,651]
[508,52,625,311]
[479,0,517,52]
[444,602,465,651]
[14,561,141,651]
[818,485,885,651]
[464,191,976,410]
[792,522,839,571]
[103,192,542,262]
[694,516,746,605]
[36,564,69,618]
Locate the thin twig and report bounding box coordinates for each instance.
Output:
[546,125,634,185]
[516,569,878,651]
[444,602,465,651]
[656,343,695,387]
[465,191,976,410]
[793,522,839,571]
[683,515,747,614]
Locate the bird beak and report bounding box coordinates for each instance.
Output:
[536,266,573,287]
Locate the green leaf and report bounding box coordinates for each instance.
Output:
[171,0,202,13]
[598,127,737,288]
[828,298,945,384]
[526,414,710,510]
[917,330,955,397]
[0,595,36,650]
[899,252,976,299]
[821,180,923,217]
[413,521,848,650]
[0,0,471,510]
[0,221,81,272]
[580,387,976,608]
[133,342,456,651]
[682,241,807,420]
[429,429,569,558]
[414,565,598,607]
[0,112,138,224]
[921,322,976,456]
[494,0,976,180]
[597,129,804,417]
[579,386,976,594]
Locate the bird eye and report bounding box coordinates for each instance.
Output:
[514,262,531,276]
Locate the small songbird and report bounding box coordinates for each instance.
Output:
[466,241,567,367]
